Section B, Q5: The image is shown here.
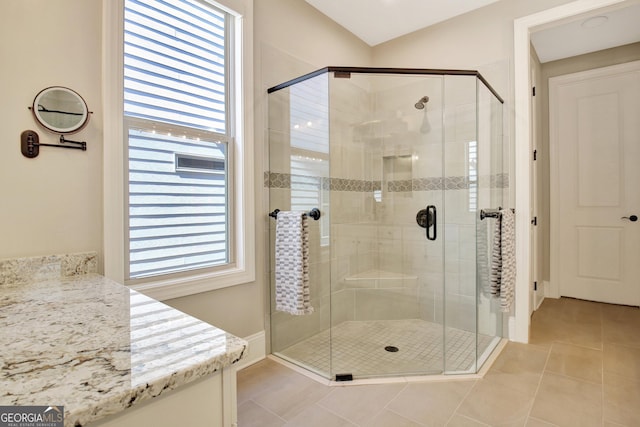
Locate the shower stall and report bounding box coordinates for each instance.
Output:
[267,67,505,380]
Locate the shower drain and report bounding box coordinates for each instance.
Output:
[384,346,399,353]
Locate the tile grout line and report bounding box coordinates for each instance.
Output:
[311,401,359,427]
[444,378,481,426]
[368,381,410,425]
[247,398,289,426]
[524,343,553,422]
[381,382,432,427]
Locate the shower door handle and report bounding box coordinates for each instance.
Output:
[416,205,437,240]
[426,205,437,241]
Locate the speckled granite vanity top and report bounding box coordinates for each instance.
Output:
[0,253,247,426]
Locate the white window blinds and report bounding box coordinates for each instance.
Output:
[124,0,231,279]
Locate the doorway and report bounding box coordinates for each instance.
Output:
[513,0,637,343]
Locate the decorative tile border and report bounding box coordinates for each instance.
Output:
[329,178,381,192]
[0,252,98,286]
[266,172,509,192]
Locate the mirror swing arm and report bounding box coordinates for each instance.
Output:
[21,86,91,159]
[20,131,86,159]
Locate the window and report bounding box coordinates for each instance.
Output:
[104,0,254,298]
[124,0,233,280]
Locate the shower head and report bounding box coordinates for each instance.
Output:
[414,96,429,110]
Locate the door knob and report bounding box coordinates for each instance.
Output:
[621,215,638,222]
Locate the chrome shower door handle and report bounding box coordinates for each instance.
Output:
[426,205,437,241]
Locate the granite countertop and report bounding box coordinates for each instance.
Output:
[0,261,247,427]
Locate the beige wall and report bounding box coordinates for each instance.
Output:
[0,1,103,266]
[538,42,640,281]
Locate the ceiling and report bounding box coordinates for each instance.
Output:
[305,0,640,62]
[530,2,640,63]
[304,0,501,46]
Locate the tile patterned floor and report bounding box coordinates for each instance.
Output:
[277,319,497,378]
[238,297,640,426]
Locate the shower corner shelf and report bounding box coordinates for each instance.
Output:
[344,269,418,282]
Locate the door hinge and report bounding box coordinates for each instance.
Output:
[533,149,537,161]
[532,86,536,96]
[534,281,538,291]
[531,216,538,226]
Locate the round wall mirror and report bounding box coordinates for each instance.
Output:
[32,86,89,134]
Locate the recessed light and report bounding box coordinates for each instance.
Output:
[581,15,609,28]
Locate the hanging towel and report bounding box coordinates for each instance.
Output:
[499,208,516,312]
[476,218,492,297]
[489,213,503,297]
[275,211,314,315]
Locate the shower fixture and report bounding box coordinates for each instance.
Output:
[414,96,429,109]
[415,95,431,133]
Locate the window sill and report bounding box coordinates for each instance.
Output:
[128,265,255,301]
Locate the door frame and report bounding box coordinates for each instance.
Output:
[513,0,629,343]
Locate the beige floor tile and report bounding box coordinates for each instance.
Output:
[490,342,549,375]
[456,376,533,426]
[553,322,603,350]
[237,359,299,404]
[602,304,640,348]
[252,370,333,420]
[603,343,640,383]
[545,342,603,384]
[529,372,603,427]
[237,400,285,427]
[283,405,357,427]
[603,372,640,426]
[531,298,603,350]
[367,409,424,427]
[528,317,559,349]
[525,417,558,426]
[485,342,548,396]
[481,370,542,398]
[446,414,491,426]
[387,380,476,426]
[318,383,406,426]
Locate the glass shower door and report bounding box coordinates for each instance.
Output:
[268,73,332,379]
[327,73,446,379]
[474,80,505,370]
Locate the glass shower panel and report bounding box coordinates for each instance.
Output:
[442,75,482,374]
[267,67,505,382]
[268,73,332,378]
[475,81,504,368]
[328,72,445,379]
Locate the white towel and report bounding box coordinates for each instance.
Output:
[499,208,516,312]
[275,211,314,315]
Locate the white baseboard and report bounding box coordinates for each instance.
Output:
[235,330,266,370]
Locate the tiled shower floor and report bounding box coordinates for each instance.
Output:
[275,319,498,379]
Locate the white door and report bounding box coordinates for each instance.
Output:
[550,60,640,306]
